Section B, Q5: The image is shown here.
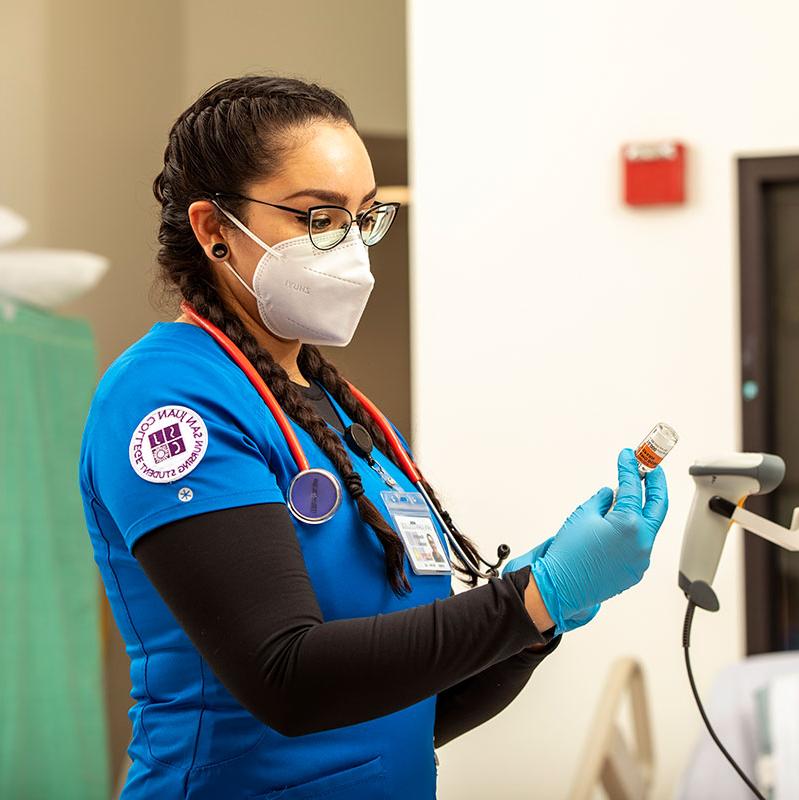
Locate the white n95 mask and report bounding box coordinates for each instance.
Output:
[212,200,375,346]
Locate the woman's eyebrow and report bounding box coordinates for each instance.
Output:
[281,185,378,206]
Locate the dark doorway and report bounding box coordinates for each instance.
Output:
[739,155,799,654]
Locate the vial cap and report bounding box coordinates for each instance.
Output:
[647,422,679,450]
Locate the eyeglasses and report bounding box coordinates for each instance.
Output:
[213,191,400,252]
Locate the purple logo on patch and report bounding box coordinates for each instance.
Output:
[148,423,186,464]
[129,404,208,485]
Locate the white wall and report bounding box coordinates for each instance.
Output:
[407,2,799,797]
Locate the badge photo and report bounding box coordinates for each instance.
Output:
[128,404,208,484]
[381,490,451,575]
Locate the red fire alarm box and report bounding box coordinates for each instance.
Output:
[622,141,686,206]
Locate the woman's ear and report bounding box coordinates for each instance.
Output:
[188,200,225,256]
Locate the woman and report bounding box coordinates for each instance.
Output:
[78,75,668,799]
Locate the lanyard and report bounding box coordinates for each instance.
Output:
[179,300,503,578]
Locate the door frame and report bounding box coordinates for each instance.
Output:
[739,154,799,654]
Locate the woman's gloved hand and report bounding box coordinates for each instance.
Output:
[502,536,601,633]
[503,448,668,635]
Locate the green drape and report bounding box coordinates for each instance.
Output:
[0,300,109,799]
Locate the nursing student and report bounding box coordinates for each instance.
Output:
[78,74,668,799]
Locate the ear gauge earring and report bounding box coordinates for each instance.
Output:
[211,242,229,260]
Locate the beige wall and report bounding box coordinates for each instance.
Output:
[2,0,184,372]
[51,1,185,372]
[2,0,52,241]
[181,0,407,138]
[3,0,407,374]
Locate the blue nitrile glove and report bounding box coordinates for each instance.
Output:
[504,448,668,635]
[502,536,601,633]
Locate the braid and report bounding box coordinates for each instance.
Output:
[153,74,486,596]
[299,345,486,587]
[173,267,411,595]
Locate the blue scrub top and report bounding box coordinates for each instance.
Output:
[78,320,453,800]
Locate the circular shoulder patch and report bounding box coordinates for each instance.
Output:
[128,405,209,484]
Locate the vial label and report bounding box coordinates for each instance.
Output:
[635,441,668,470]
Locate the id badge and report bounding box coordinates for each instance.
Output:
[381,490,451,575]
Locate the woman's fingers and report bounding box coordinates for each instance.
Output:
[581,486,615,516]
[612,448,643,512]
[642,465,668,528]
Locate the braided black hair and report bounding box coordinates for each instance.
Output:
[152,74,487,594]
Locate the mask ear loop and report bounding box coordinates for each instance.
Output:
[218,257,258,301]
[211,198,286,260]
[209,198,287,299]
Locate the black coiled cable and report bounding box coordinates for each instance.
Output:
[682,601,766,800]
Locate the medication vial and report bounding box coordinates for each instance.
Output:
[634,422,679,478]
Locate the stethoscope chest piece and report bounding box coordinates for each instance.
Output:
[179,300,511,579]
[288,467,342,524]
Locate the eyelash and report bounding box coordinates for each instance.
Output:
[294,202,379,223]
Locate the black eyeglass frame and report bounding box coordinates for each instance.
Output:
[212,191,400,251]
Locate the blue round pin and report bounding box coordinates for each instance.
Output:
[287,468,342,524]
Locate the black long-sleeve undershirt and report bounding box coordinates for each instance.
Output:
[132,502,561,741]
[433,596,560,747]
[131,377,561,742]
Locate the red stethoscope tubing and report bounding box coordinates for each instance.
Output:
[345,382,422,483]
[180,300,502,579]
[180,301,310,471]
[179,300,420,483]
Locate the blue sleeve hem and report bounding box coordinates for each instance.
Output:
[124,488,287,552]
